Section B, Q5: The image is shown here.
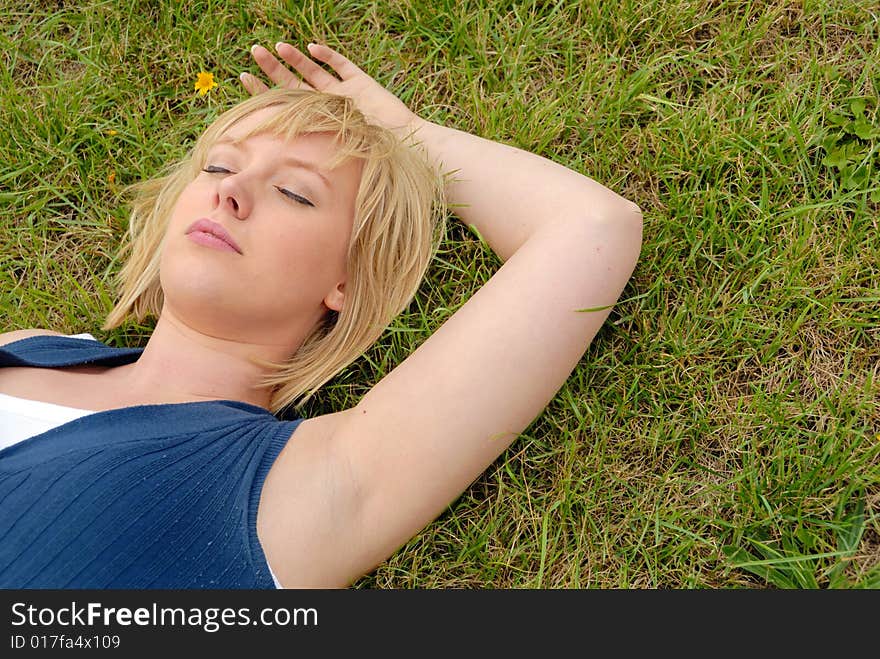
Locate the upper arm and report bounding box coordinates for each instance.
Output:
[0,329,64,347]
[318,210,643,581]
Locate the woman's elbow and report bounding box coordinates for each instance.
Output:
[625,201,644,252]
[601,199,644,257]
[591,200,644,279]
[626,200,644,223]
[586,194,643,235]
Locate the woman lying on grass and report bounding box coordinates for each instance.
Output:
[0,42,642,588]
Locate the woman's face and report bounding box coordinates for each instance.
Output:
[159,107,363,349]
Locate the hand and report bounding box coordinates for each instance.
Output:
[240,42,422,134]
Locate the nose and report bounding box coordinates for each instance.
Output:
[214,173,252,220]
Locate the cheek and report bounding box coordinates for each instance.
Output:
[263,232,335,286]
[170,182,207,219]
[165,202,195,247]
[268,216,350,271]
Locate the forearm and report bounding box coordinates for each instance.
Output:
[406,118,642,261]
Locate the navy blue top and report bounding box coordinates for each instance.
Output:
[0,335,303,589]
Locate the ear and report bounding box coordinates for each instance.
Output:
[323,280,345,312]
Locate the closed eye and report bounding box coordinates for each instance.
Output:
[275,186,315,207]
[202,165,231,174]
[202,166,314,207]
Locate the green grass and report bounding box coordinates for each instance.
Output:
[1,0,878,589]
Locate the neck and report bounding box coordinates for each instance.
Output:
[114,311,298,411]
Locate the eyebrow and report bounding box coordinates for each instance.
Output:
[213,136,332,189]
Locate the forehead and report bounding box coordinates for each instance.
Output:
[223,106,286,138]
[214,107,348,165]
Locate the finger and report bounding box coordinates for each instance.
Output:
[306,43,366,81]
[238,71,270,96]
[274,42,337,91]
[249,44,308,90]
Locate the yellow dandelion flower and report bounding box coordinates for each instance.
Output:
[106,129,117,136]
[108,171,116,184]
[194,71,217,96]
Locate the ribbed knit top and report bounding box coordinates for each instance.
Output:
[0,335,303,589]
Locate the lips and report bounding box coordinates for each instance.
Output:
[185,218,242,254]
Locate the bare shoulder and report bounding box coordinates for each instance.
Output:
[0,329,65,348]
[292,407,355,439]
[257,405,366,587]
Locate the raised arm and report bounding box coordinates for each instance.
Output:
[244,44,643,585]
[243,43,640,256]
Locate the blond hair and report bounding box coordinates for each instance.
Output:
[104,88,446,413]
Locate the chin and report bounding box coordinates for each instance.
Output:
[159,260,245,319]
